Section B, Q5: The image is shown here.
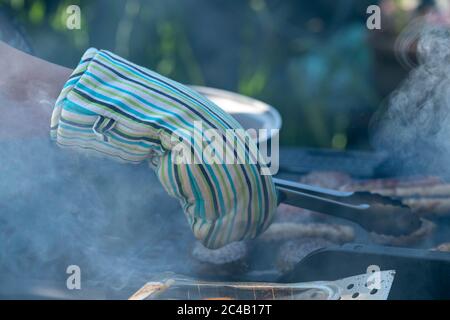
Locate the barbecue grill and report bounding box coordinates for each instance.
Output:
[2,8,449,299]
[122,146,450,300]
[2,140,450,299]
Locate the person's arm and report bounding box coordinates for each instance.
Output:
[0,41,71,139]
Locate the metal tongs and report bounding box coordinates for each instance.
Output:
[274,178,422,236]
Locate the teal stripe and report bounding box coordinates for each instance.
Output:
[186,165,205,220]
[64,100,98,116]
[57,128,150,158]
[59,121,156,149]
[166,153,181,203]
[64,78,80,88]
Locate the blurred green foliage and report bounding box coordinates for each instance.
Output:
[0,0,383,149]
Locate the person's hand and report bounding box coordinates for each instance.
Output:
[50,48,278,249]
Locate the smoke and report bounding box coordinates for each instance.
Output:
[370,23,450,177]
[0,103,199,298]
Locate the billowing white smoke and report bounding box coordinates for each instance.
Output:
[0,114,195,298]
[370,24,450,177]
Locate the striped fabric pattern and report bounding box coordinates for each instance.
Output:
[51,48,277,249]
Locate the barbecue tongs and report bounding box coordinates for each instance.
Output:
[274,178,422,236]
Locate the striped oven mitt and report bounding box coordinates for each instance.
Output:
[50,48,277,249]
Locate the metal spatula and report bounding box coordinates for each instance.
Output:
[274,178,422,236]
